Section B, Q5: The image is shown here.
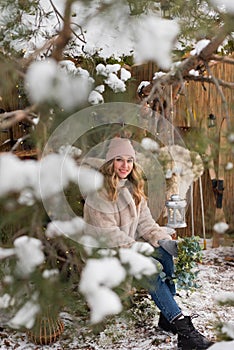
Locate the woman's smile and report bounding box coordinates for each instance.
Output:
[114,156,134,179]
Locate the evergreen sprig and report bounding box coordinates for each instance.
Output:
[175,236,203,291]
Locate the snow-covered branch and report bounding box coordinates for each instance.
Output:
[140,23,233,125]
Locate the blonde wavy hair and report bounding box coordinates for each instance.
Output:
[99,160,147,206]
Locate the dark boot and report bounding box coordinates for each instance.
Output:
[173,316,214,350]
[158,312,177,334]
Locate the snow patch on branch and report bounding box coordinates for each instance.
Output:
[45,216,85,238]
[14,236,45,277]
[88,90,104,105]
[79,257,126,323]
[0,153,103,200]
[141,137,160,152]
[213,222,229,234]
[133,16,179,70]
[119,248,158,280]
[96,63,131,94]
[8,295,40,329]
[190,39,210,55]
[211,0,234,14]
[25,59,92,110]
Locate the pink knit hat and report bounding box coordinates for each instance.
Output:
[105,138,136,162]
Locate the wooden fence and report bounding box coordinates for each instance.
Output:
[131,58,234,239]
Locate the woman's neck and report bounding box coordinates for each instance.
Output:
[118,178,128,187]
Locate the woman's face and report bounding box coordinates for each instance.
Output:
[113,155,134,179]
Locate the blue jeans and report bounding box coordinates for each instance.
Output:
[147,246,182,322]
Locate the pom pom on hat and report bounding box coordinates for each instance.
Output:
[105,138,136,162]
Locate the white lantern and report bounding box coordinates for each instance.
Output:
[166,194,187,228]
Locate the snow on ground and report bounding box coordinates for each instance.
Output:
[0,242,233,350]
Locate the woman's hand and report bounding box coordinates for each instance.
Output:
[158,239,178,257]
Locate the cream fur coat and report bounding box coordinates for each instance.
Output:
[83,180,172,248]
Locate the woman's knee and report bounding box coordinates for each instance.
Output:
[156,246,173,263]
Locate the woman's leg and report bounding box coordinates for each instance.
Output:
[147,247,214,349]
[154,246,176,296]
[147,246,182,322]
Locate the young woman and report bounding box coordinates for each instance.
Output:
[84,138,213,350]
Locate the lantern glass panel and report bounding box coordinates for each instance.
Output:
[166,195,187,228]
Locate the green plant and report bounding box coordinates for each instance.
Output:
[174,236,203,291]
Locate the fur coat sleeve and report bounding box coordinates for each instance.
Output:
[137,198,172,247]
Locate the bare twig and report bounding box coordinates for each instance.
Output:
[21,36,58,68]
[49,0,86,44]
[50,0,73,62]
[0,105,38,130]
[184,74,234,89]
[49,0,62,25]
[210,54,234,65]
[11,134,30,152]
